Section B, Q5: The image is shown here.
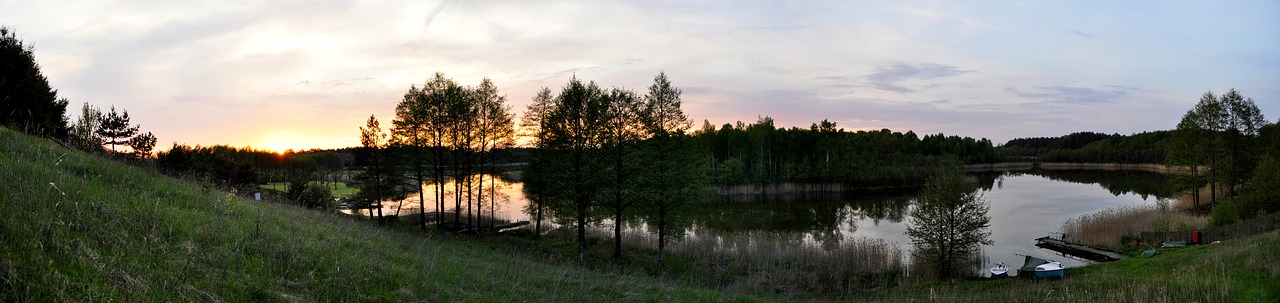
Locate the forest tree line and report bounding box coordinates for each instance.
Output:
[998,131,1171,164]
[692,119,998,189]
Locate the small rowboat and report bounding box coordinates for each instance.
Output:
[990,263,1009,278]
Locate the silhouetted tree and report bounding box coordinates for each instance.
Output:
[69,102,103,152]
[0,26,69,139]
[96,106,139,155]
[906,166,992,280]
[539,77,610,265]
[129,131,157,158]
[637,71,702,269]
[354,115,399,222]
[599,86,645,259]
[520,87,555,239]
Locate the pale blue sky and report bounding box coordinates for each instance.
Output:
[3,1,1276,149]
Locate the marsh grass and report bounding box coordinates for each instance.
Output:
[1062,201,1208,249]
[541,223,905,298]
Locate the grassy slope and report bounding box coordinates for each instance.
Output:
[259,181,359,198]
[864,230,1280,302]
[0,127,754,302]
[3,126,1277,302]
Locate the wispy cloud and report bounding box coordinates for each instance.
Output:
[1,0,1274,148]
[1010,85,1136,104]
[864,62,973,93]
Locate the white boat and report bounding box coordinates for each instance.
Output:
[1033,261,1064,279]
[1017,253,1065,279]
[990,263,1009,278]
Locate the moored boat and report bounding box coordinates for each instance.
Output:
[1032,261,1064,279]
[1017,254,1065,279]
[990,262,1009,278]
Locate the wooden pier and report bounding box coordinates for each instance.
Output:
[1034,236,1127,262]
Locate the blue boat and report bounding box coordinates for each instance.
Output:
[1017,254,1065,279]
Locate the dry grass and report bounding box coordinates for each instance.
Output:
[1062,201,1208,248]
[1172,184,1232,210]
[584,225,904,297]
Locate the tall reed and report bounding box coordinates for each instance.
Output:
[587,225,904,297]
[1061,200,1207,248]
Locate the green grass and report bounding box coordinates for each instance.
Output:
[0,127,756,302]
[3,126,1278,302]
[259,181,359,198]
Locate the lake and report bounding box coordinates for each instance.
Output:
[355,169,1174,270]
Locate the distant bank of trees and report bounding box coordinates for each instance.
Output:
[998,131,1171,164]
[692,119,997,189]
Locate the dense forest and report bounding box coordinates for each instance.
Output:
[692,118,998,189]
[998,131,1171,163]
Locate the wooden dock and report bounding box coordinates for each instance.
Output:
[1034,237,1127,262]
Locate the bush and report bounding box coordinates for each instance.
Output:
[301,183,336,210]
[1209,199,1239,227]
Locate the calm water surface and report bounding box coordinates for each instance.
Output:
[359,170,1172,269]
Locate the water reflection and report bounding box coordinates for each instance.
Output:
[351,170,1174,269]
[346,174,529,226]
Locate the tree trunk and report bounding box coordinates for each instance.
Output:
[658,204,667,271]
[577,204,587,266]
[533,192,543,240]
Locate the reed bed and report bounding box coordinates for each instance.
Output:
[1062,201,1208,248]
[585,224,904,297]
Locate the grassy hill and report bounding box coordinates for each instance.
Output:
[0,127,751,302]
[3,126,1278,302]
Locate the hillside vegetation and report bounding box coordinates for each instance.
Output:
[0,127,748,302]
[3,126,1278,302]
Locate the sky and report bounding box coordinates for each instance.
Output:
[3,1,1278,151]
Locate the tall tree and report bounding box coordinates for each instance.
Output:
[637,71,701,269]
[471,78,515,228]
[355,115,399,222]
[540,77,609,265]
[392,75,450,231]
[600,87,646,259]
[128,131,157,158]
[1169,111,1207,209]
[1191,92,1227,204]
[69,102,103,152]
[0,26,69,139]
[906,166,993,280]
[1220,88,1267,196]
[520,87,556,239]
[95,105,139,155]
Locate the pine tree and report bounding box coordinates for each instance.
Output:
[1,26,69,138]
[95,106,139,155]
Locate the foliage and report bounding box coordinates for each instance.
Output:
[68,102,103,152]
[352,115,401,220]
[95,105,140,155]
[905,166,992,280]
[1209,198,1240,227]
[1169,89,1269,209]
[155,144,262,190]
[128,131,157,158]
[533,76,611,265]
[298,182,336,210]
[1000,131,1112,157]
[389,72,516,231]
[0,26,69,139]
[693,120,996,189]
[1221,155,1280,221]
[0,126,747,302]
